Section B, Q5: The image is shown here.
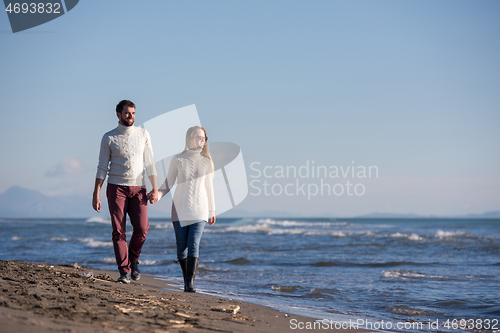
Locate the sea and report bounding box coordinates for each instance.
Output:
[1,217,499,333]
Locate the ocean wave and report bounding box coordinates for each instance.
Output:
[383,270,498,283]
[382,269,450,279]
[435,230,470,239]
[255,218,350,227]
[369,224,398,228]
[85,217,111,224]
[223,224,271,234]
[313,261,429,268]
[153,222,172,229]
[78,238,113,248]
[103,257,158,266]
[390,305,428,316]
[11,236,23,241]
[391,232,424,241]
[271,285,302,293]
[208,223,308,235]
[208,225,351,236]
[225,257,252,265]
[102,257,157,266]
[408,233,424,241]
[382,270,430,279]
[207,226,426,240]
[304,288,340,299]
[50,237,69,242]
[197,265,231,273]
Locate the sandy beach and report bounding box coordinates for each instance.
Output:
[0,260,371,333]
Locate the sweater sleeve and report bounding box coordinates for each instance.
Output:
[205,164,216,212]
[143,129,157,178]
[158,156,178,200]
[96,135,110,181]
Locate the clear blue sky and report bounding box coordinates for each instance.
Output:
[1,0,499,216]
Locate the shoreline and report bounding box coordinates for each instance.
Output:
[0,260,371,333]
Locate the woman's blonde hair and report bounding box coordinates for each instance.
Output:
[184,126,214,172]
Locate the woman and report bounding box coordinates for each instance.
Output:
[151,126,215,292]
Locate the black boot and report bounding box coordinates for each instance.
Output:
[178,258,188,292]
[185,257,199,292]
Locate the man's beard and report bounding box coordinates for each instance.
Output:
[120,116,134,126]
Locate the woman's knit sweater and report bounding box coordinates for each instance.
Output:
[158,149,215,226]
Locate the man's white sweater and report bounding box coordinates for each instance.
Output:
[159,149,215,226]
[96,122,157,187]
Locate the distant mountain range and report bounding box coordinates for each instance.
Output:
[0,186,91,218]
[0,186,499,219]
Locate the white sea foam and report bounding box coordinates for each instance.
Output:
[11,236,23,241]
[105,257,157,266]
[208,224,371,237]
[382,270,428,278]
[353,230,376,237]
[382,270,445,279]
[78,238,113,248]
[85,217,111,224]
[154,223,172,229]
[230,224,303,234]
[210,224,325,235]
[255,218,349,227]
[102,257,159,266]
[301,230,345,236]
[303,231,324,235]
[50,237,69,242]
[390,232,424,241]
[208,218,355,235]
[268,228,307,235]
[224,224,271,233]
[197,265,230,272]
[408,233,423,241]
[435,230,469,239]
[391,305,427,316]
[207,220,424,241]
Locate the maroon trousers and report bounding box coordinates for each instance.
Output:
[106,184,149,273]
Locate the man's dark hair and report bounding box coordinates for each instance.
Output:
[116,100,136,113]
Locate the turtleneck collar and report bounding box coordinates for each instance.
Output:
[117,122,135,134]
[185,147,202,154]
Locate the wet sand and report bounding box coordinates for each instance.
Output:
[0,260,370,333]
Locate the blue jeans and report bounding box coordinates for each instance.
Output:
[172,221,206,259]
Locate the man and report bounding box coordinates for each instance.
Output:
[92,100,159,283]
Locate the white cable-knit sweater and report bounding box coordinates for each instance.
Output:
[96,122,157,187]
[159,149,215,226]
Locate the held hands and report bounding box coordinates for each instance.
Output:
[147,189,159,204]
[208,211,216,225]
